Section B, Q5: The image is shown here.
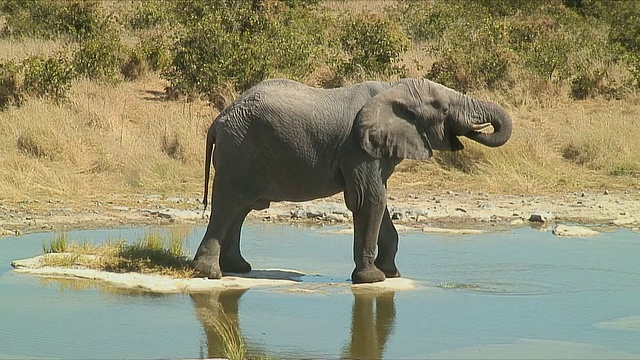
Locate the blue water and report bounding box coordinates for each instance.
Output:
[1,225,639,359]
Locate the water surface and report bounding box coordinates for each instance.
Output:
[1,225,639,359]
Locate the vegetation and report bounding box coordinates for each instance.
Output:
[40,229,196,278]
[1,0,640,202]
[198,306,247,360]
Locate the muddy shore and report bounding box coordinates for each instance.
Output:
[2,188,639,236]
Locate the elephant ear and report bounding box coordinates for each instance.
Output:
[355,84,433,160]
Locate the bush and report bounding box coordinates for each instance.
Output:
[73,30,126,83]
[164,1,330,98]
[0,0,102,39]
[127,1,171,30]
[337,13,409,79]
[22,56,75,101]
[138,34,173,72]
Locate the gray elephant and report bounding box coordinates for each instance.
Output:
[194,78,512,284]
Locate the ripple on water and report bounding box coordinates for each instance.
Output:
[434,281,549,296]
[595,315,640,331]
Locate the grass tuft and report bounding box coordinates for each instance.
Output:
[40,230,196,278]
[198,305,247,360]
[43,232,69,253]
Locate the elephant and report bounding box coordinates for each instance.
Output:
[343,289,396,359]
[193,78,512,284]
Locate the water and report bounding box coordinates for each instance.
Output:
[1,225,639,359]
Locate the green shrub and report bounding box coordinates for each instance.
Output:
[22,56,75,101]
[73,30,126,83]
[0,0,102,39]
[138,34,173,72]
[128,1,171,30]
[394,0,483,42]
[164,1,330,98]
[337,13,409,79]
[426,19,511,91]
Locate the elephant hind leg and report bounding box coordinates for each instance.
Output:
[193,186,253,279]
[220,208,252,273]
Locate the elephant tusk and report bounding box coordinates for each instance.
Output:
[470,123,492,131]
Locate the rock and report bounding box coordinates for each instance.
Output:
[552,224,599,237]
[166,197,183,203]
[12,254,418,293]
[155,208,201,221]
[325,213,347,222]
[391,210,404,220]
[111,206,130,212]
[0,228,15,236]
[480,202,495,210]
[290,209,306,219]
[306,209,325,219]
[529,211,554,223]
[603,189,609,195]
[611,218,637,226]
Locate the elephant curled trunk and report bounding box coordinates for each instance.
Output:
[463,100,512,148]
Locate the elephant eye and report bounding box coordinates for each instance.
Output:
[442,103,449,115]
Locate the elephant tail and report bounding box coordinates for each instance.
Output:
[203,122,216,210]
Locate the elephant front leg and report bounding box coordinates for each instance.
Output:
[351,200,387,284]
[347,185,387,284]
[375,207,401,278]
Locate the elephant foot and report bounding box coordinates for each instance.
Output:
[220,256,252,274]
[374,260,401,278]
[191,256,222,279]
[351,267,386,284]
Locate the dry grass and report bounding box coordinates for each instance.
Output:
[1,29,640,204]
[0,72,214,201]
[0,38,68,61]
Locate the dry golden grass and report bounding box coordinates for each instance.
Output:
[0,38,68,61]
[1,25,640,204]
[2,71,639,202]
[0,72,214,201]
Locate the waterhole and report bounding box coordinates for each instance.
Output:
[1,225,639,359]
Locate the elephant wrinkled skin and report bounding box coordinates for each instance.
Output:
[194,78,512,284]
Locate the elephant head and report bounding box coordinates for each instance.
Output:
[355,78,512,160]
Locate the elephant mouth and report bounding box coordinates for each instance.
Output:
[450,123,493,151]
[449,134,464,151]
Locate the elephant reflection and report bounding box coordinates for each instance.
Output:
[343,289,396,359]
[191,288,396,359]
[190,289,257,359]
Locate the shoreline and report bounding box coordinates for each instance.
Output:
[2,189,639,237]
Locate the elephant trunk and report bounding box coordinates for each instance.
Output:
[463,99,512,148]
